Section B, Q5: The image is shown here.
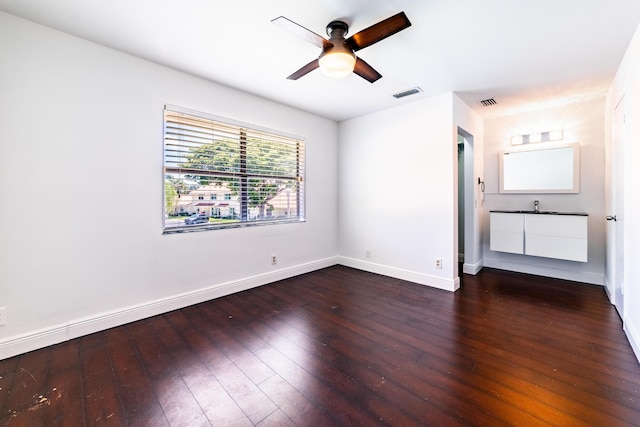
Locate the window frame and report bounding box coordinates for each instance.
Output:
[162,105,305,234]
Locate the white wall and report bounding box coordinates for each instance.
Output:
[337,92,482,290]
[607,23,640,362]
[481,98,606,285]
[0,12,339,359]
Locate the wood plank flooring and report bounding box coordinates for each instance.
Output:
[1,266,639,426]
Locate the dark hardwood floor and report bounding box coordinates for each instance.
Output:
[2,266,640,426]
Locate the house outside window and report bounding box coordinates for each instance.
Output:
[163,105,305,233]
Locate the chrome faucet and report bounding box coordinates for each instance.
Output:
[534,200,539,213]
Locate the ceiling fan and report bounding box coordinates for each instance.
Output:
[272,11,411,83]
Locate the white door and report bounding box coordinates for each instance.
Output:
[611,97,626,318]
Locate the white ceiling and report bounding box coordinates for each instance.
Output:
[1,0,640,122]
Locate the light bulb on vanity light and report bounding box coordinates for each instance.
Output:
[548,130,563,141]
[528,132,542,143]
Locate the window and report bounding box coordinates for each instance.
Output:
[163,106,305,233]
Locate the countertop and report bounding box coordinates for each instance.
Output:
[490,210,588,216]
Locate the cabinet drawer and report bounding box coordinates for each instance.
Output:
[490,212,525,232]
[490,213,524,254]
[525,214,587,239]
[490,231,524,254]
[525,235,588,262]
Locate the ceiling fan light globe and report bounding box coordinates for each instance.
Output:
[319,52,356,78]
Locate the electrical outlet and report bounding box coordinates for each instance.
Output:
[0,307,6,326]
[435,258,443,269]
[271,254,277,265]
[365,249,371,258]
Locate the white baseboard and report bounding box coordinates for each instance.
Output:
[463,260,483,275]
[624,318,640,364]
[0,257,338,360]
[603,276,615,304]
[337,256,459,292]
[483,258,604,285]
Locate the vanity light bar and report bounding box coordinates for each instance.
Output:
[511,130,563,145]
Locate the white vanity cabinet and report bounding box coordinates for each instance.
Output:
[490,211,588,262]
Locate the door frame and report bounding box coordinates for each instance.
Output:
[612,96,626,318]
[457,127,482,275]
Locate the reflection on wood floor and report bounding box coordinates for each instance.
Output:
[1,265,639,426]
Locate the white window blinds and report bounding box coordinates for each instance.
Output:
[163,106,305,233]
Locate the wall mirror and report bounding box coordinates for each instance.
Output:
[499,143,580,193]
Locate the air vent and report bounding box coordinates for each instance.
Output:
[479,98,497,107]
[393,87,423,99]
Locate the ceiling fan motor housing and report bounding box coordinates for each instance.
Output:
[322,20,354,55]
[319,20,356,77]
[326,20,349,37]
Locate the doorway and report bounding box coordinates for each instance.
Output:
[458,135,465,265]
[457,127,481,276]
[610,96,626,318]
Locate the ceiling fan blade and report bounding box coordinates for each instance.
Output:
[272,16,330,49]
[353,57,382,83]
[346,12,411,52]
[287,59,320,80]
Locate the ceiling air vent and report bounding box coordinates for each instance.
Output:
[393,87,423,99]
[479,98,497,107]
